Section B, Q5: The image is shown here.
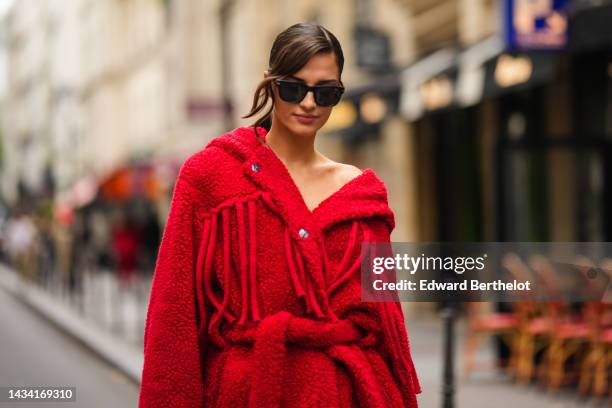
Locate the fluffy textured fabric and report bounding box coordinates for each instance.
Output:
[138,126,421,407]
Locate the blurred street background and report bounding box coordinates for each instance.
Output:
[0,0,611,407]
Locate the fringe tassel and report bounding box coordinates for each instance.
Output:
[201,192,370,333]
[248,200,261,321]
[284,227,306,298]
[327,221,368,296]
[236,201,249,325]
[283,225,325,318]
[336,221,360,279]
[207,208,237,330]
[217,208,234,324]
[203,196,263,330]
[294,238,324,318]
[321,239,331,282]
[195,218,211,339]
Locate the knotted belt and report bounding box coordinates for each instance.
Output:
[221,311,392,408]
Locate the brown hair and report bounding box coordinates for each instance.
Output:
[242,22,345,131]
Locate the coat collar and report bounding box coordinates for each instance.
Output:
[206,126,395,237]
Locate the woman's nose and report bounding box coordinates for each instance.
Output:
[300,90,316,108]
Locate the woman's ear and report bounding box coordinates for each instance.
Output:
[264,69,270,79]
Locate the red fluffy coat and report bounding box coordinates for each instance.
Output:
[138,126,421,407]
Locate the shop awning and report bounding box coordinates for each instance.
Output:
[399,48,458,121]
[54,159,181,213]
[330,32,562,132]
[399,35,560,121]
[98,163,166,203]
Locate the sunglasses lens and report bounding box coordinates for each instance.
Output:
[277,81,305,103]
[276,80,344,106]
[315,87,343,106]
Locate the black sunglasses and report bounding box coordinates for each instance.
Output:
[274,79,345,107]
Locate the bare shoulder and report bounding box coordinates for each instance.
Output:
[320,159,363,184]
[337,163,363,183]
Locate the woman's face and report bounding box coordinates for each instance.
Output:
[265,52,341,138]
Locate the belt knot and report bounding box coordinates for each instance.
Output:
[219,311,389,408]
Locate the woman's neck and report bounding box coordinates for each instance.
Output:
[264,122,321,168]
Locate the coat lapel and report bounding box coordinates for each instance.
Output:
[206,126,395,237]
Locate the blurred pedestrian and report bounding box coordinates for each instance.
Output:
[35,216,57,288]
[89,209,113,271]
[68,212,89,296]
[112,214,141,290]
[139,206,161,276]
[4,212,38,283]
[0,206,9,263]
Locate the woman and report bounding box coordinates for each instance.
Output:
[139,22,421,408]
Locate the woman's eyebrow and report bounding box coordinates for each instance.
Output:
[287,75,340,85]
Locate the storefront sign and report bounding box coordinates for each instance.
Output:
[504,0,571,50]
[354,25,391,73]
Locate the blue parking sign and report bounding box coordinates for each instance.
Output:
[504,0,571,50]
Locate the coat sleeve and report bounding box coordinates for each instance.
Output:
[139,163,208,408]
[367,219,422,407]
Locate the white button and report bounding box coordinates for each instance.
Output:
[298,228,309,238]
[251,163,260,172]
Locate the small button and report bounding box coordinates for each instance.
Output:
[298,228,309,239]
[251,163,260,172]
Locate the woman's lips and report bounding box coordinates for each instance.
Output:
[294,114,317,125]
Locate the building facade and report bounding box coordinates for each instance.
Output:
[4,0,609,245]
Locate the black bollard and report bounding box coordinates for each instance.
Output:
[441,304,456,408]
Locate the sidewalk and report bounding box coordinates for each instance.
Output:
[409,316,609,408]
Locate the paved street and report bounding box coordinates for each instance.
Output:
[78,269,150,347]
[0,287,139,408]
